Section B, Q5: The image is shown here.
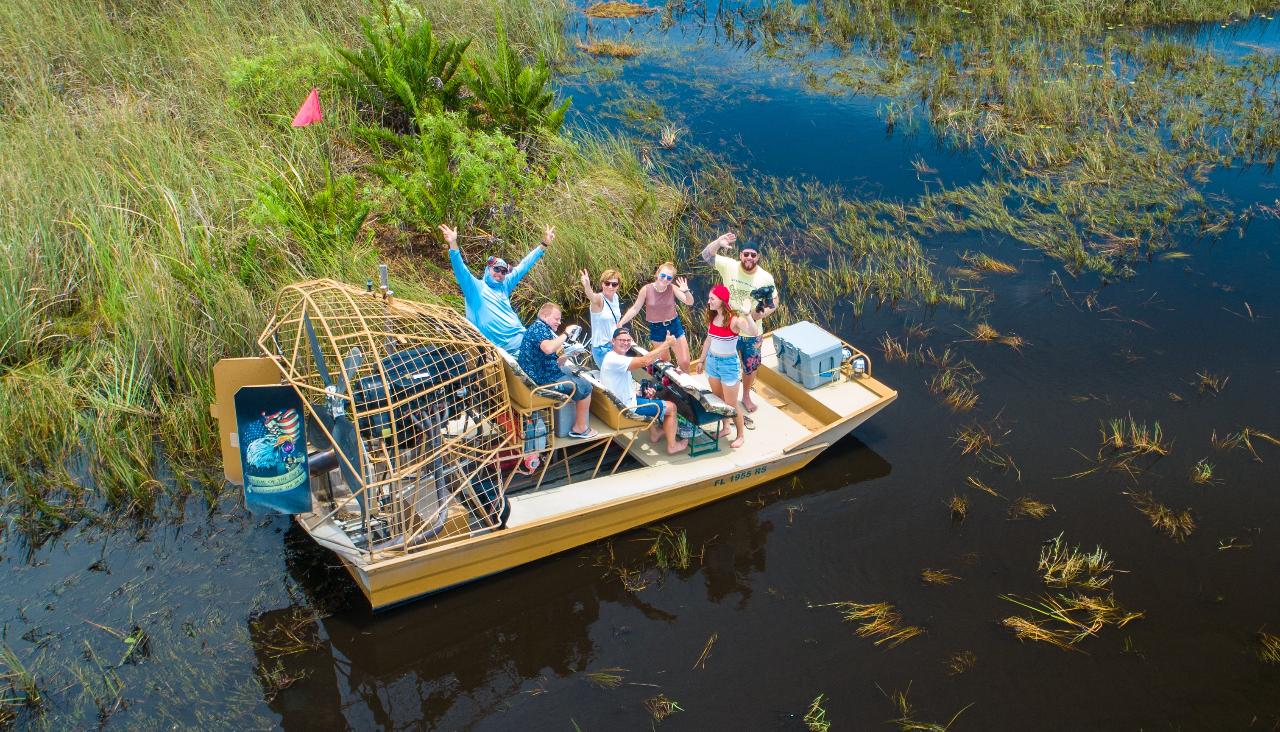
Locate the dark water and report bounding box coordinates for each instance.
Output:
[5,5,1280,731]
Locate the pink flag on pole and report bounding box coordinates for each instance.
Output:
[291,88,323,127]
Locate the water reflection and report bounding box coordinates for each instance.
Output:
[251,436,890,729]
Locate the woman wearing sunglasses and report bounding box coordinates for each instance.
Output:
[579,268,626,368]
[619,261,694,371]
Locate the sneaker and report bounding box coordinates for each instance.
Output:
[568,428,599,440]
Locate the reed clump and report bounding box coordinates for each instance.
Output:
[804,694,832,732]
[1189,458,1217,485]
[1009,496,1055,520]
[1125,490,1195,542]
[922,568,960,585]
[585,1,657,18]
[584,667,627,688]
[948,494,969,522]
[1258,631,1280,664]
[644,693,683,721]
[1038,533,1114,590]
[1212,427,1280,462]
[576,39,643,58]
[887,686,972,731]
[944,650,977,675]
[813,601,926,647]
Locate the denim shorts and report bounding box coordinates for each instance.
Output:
[546,373,593,402]
[633,397,666,420]
[591,343,612,369]
[648,315,685,342]
[705,353,741,386]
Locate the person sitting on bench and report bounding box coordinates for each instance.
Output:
[518,302,597,439]
[599,327,688,454]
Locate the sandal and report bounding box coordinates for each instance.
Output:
[744,415,755,430]
[568,428,599,440]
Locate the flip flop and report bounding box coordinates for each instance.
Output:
[568,428,599,440]
[744,415,755,430]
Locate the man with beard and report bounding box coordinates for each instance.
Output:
[701,232,778,415]
[441,223,555,354]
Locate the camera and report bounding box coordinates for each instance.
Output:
[750,285,776,314]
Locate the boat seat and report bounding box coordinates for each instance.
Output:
[498,347,572,411]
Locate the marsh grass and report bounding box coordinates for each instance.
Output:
[584,667,627,688]
[961,252,1018,274]
[1212,427,1280,462]
[1125,490,1195,542]
[1009,496,1055,520]
[887,685,972,731]
[1038,533,1114,590]
[880,333,912,362]
[804,694,831,732]
[647,525,695,570]
[691,633,717,670]
[948,495,969,522]
[813,601,926,647]
[1195,371,1228,395]
[925,348,983,412]
[944,650,977,675]
[965,476,1001,499]
[922,568,960,585]
[644,693,683,721]
[584,1,656,18]
[1258,631,1280,664]
[576,39,643,58]
[0,644,44,714]
[1189,458,1217,485]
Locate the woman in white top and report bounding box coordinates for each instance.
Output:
[580,268,625,368]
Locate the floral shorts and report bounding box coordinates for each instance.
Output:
[737,335,763,376]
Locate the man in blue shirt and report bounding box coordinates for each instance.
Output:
[440,223,554,354]
[518,302,597,440]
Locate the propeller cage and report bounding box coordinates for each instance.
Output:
[259,280,519,555]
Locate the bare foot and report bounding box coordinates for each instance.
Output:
[730,434,745,448]
[666,439,688,454]
[741,394,758,413]
[649,427,662,443]
[718,426,732,438]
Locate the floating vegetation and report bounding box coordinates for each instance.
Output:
[961,251,1018,274]
[971,322,1001,342]
[925,348,983,413]
[953,423,996,456]
[1009,496,1056,520]
[584,1,657,18]
[584,667,627,689]
[887,685,973,731]
[1038,533,1114,590]
[648,525,694,570]
[922,568,960,585]
[0,644,43,715]
[1195,371,1229,395]
[1125,490,1195,542]
[576,39,643,58]
[1258,631,1280,665]
[1101,417,1170,457]
[692,633,717,670]
[965,475,1001,498]
[644,693,683,722]
[1001,593,1143,650]
[658,123,680,149]
[1189,459,1217,485]
[944,650,977,675]
[1212,427,1280,462]
[880,332,911,362]
[812,601,926,647]
[948,495,969,522]
[804,694,832,732]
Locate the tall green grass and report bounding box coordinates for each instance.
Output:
[0,0,669,525]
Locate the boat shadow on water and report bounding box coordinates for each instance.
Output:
[249,435,891,729]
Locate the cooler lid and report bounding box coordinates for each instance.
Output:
[771,321,842,352]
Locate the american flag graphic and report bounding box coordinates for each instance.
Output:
[265,409,301,444]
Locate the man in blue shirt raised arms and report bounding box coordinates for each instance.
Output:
[440,223,555,354]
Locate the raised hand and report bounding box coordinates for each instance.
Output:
[439,223,458,249]
[542,225,556,247]
[580,268,592,289]
[674,276,689,292]
[717,232,737,250]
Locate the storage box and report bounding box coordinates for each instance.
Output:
[771,321,844,389]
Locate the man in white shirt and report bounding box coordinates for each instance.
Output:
[599,327,688,455]
[701,232,778,414]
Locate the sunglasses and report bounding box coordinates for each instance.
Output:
[602,280,620,287]
[657,273,674,280]
[491,266,510,275]
[740,252,759,259]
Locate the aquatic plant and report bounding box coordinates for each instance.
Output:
[887,685,972,731]
[880,333,911,362]
[584,667,627,688]
[922,568,960,585]
[648,525,693,570]
[584,1,656,18]
[1038,533,1114,590]
[944,650,977,675]
[1212,427,1280,462]
[1195,371,1228,395]
[804,694,831,732]
[692,633,717,670]
[813,601,926,647]
[1258,631,1280,665]
[1125,490,1195,542]
[1189,459,1217,485]
[965,475,1000,498]
[576,39,643,58]
[948,494,969,522]
[644,693,683,721]
[961,252,1017,274]
[1009,496,1055,520]
[1101,417,1169,457]
[658,123,680,149]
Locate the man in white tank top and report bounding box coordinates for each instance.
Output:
[598,327,688,454]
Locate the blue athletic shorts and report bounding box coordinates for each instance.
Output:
[648,316,685,342]
[705,353,741,386]
[633,397,666,420]
[546,374,593,402]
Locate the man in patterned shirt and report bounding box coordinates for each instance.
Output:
[517,302,597,439]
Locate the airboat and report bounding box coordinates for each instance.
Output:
[212,275,896,610]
